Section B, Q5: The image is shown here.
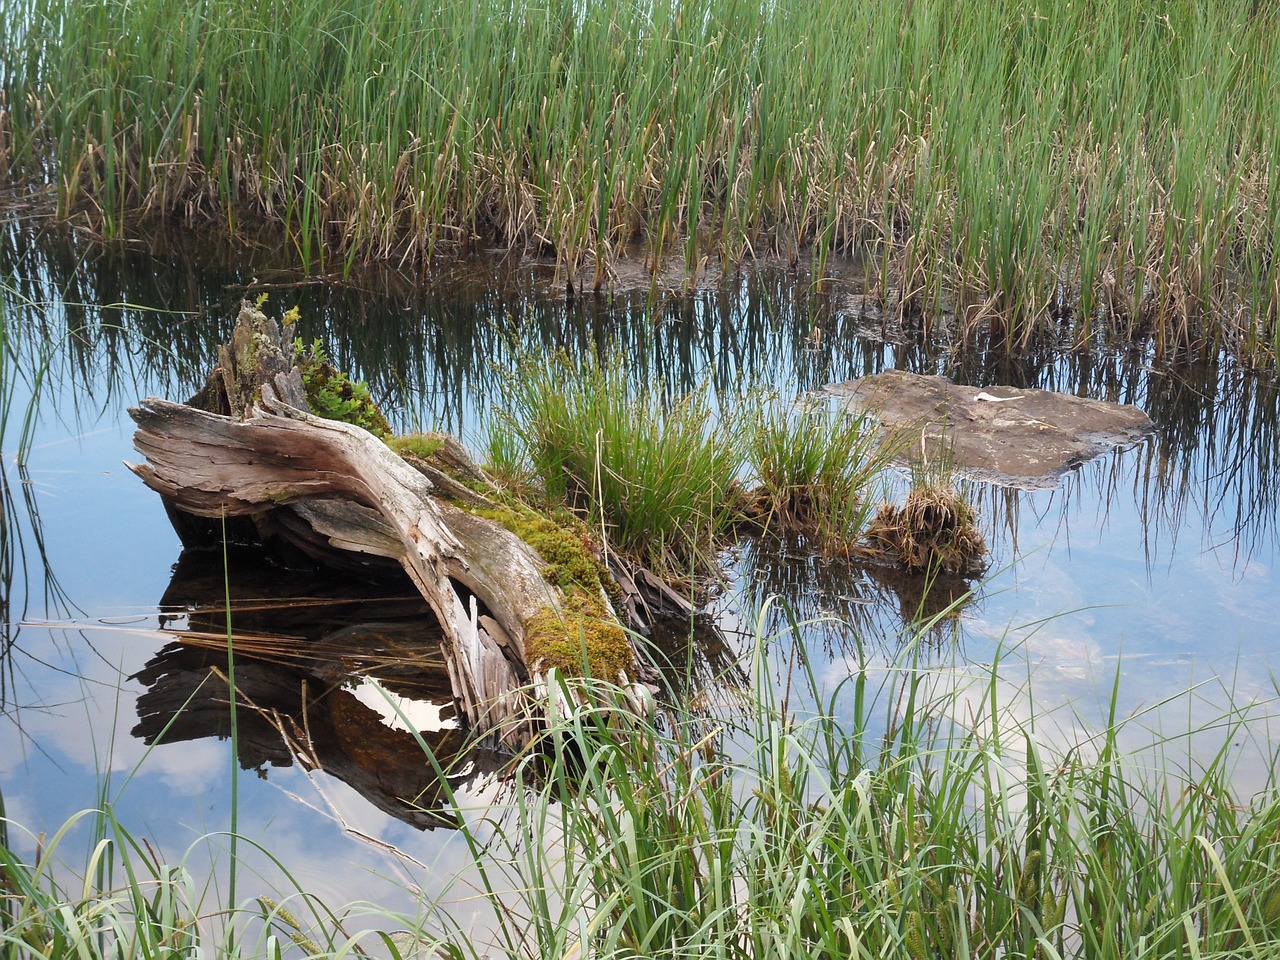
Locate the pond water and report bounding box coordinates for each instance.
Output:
[2,224,1278,918]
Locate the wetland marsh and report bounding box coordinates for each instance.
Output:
[4,1,1280,955]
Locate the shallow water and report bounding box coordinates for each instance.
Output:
[2,225,1278,916]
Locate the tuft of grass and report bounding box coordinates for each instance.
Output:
[471,612,1280,960]
[494,350,742,585]
[744,394,894,554]
[0,803,362,960]
[862,479,989,578]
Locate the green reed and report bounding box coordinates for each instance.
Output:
[2,0,1277,364]
[6,613,1278,960]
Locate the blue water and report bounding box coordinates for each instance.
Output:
[2,227,1278,913]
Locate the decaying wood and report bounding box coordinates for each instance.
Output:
[128,303,652,750]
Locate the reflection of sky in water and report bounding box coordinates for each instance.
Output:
[2,230,1279,911]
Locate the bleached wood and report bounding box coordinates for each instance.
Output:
[129,385,566,747]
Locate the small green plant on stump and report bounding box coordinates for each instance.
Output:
[386,432,445,461]
[293,337,391,439]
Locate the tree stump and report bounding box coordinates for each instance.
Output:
[128,302,653,750]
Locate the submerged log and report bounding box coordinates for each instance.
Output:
[128,303,652,750]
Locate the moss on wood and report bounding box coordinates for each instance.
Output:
[525,595,633,680]
[472,503,621,602]
[387,432,446,461]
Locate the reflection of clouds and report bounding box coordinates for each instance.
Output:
[3,624,220,783]
[812,609,1280,814]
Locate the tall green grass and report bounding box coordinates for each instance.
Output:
[2,1,1278,363]
[494,350,742,582]
[5,615,1280,960]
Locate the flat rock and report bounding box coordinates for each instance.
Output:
[824,370,1154,489]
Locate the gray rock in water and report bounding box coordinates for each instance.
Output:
[825,369,1153,489]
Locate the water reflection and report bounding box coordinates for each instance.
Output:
[2,225,1275,576]
[732,534,973,658]
[136,549,494,830]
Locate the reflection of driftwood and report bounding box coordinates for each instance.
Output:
[134,645,483,830]
[128,304,650,750]
[134,551,491,829]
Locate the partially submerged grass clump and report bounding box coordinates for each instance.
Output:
[863,480,988,577]
[744,395,893,553]
[496,351,741,584]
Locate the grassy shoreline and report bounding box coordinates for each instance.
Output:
[2,1,1279,363]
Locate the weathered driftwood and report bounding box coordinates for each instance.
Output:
[128,303,650,750]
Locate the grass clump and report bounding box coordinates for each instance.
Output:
[744,395,893,554]
[524,594,633,680]
[496,351,741,585]
[863,479,988,577]
[0,802,361,960]
[293,338,391,439]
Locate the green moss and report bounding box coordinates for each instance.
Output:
[387,432,446,461]
[473,503,619,601]
[294,338,392,439]
[525,595,633,680]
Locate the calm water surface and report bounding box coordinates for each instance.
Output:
[2,225,1278,914]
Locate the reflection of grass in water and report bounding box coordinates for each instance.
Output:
[3,614,1279,959]
[734,534,976,658]
[1,280,82,707]
[965,352,1280,574]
